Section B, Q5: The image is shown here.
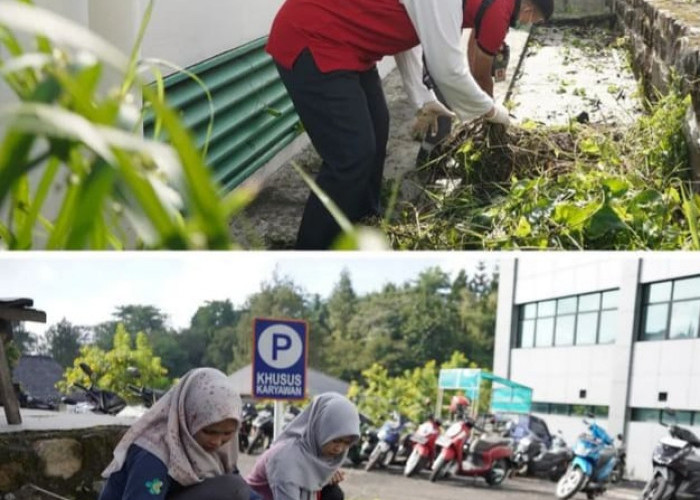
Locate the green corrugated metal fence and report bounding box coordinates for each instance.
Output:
[143,37,301,192]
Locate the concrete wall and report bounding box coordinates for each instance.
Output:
[615,0,700,178]
[511,345,616,405]
[0,426,126,498]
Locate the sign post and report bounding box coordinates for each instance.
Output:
[252,317,308,439]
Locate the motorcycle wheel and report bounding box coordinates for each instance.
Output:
[641,474,666,500]
[556,467,586,500]
[549,463,568,482]
[486,459,510,486]
[246,431,263,455]
[381,449,395,468]
[429,455,451,483]
[365,446,384,472]
[404,449,425,477]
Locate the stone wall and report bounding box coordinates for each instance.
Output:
[615,0,700,175]
[0,426,126,500]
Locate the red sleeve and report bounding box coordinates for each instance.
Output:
[475,1,512,55]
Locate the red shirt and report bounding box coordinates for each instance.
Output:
[267,0,517,72]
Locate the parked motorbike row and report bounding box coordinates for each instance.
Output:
[355,410,631,499]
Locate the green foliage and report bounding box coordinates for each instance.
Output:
[57,324,168,400]
[348,352,485,424]
[386,85,697,249]
[0,0,251,249]
[44,319,89,368]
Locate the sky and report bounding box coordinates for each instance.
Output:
[0,253,500,337]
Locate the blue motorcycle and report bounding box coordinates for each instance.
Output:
[555,416,617,499]
[364,411,411,471]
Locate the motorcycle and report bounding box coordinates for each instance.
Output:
[246,404,274,454]
[364,411,411,471]
[512,429,573,481]
[403,416,442,477]
[238,402,258,452]
[609,434,626,484]
[641,410,700,500]
[347,413,375,466]
[429,417,513,486]
[125,366,166,408]
[65,362,127,415]
[555,415,617,499]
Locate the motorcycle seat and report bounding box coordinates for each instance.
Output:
[471,437,512,454]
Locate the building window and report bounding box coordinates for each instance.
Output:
[531,402,609,417]
[517,290,619,348]
[640,276,700,341]
[631,408,696,426]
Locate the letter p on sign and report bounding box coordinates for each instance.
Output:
[273,333,292,361]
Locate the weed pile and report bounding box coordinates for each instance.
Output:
[385,90,700,250]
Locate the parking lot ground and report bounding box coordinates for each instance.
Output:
[237,454,641,500]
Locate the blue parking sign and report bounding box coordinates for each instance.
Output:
[252,318,308,400]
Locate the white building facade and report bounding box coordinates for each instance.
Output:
[494,255,700,481]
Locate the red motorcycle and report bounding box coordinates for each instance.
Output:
[403,416,442,477]
[429,418,512,486]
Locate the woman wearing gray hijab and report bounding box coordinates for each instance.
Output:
[246,393,361,500]
[99,367,251,500]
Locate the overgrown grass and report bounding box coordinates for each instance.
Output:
[385,87,700,250]
[0,0,386,250]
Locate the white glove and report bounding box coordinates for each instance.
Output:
[484,102,511,127]
[411,100,456,140]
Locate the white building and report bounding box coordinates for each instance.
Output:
[494,254,700,481]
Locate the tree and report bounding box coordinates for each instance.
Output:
[58,324,168,400]
[12,322,38,354]
[112,305,168,337]
[189,300,240,371]
[43,319,89,368]
[228,274,308,372]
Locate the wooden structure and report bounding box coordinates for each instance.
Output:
[0,298,47,425]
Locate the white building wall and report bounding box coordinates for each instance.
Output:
[630,340,700,409]
[511,346,615,405]
[497,255,700,482]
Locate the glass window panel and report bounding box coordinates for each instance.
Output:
[672,277,700,301]
[555,315,576,346]
[594,406,610,418]
[557,297,577,314]
[522,303,537,319]
[578,293,601,312]
[531,402,549,413]
[631,408,660,422]
[520,319,535,347]
[674,411,693,425]
[648,282,672,303]
[602,290,619,309]
[669,300,700,339]
[598,310,618,344]
[536,317,555,347]
[576,312,599,344]
[550,404,570,415]
[642,303,669,341]
[538,300,556,317]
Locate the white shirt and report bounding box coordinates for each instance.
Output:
[394,0,494,121]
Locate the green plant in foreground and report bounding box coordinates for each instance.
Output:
[386,87,699,250]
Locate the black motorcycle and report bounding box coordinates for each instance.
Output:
[347,413,375,466]
[125,366,166,408]
[246,404,274,454]
[512,429,573,481]
[239,402,258,451]
[14,383,58,411]
[610,434,626,484]
[641,411,700,500]
[65,362,127,415]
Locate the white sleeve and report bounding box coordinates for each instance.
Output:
[394,45,437,110]
[399,0,494,122]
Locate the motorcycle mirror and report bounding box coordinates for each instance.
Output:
[79,362,93,377]
[126,366,141,378]
[616,433,623,440]
[586,412,595,419]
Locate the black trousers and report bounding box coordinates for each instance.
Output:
[276,50,390,250]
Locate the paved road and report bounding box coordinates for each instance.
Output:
[237,453,642,500]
